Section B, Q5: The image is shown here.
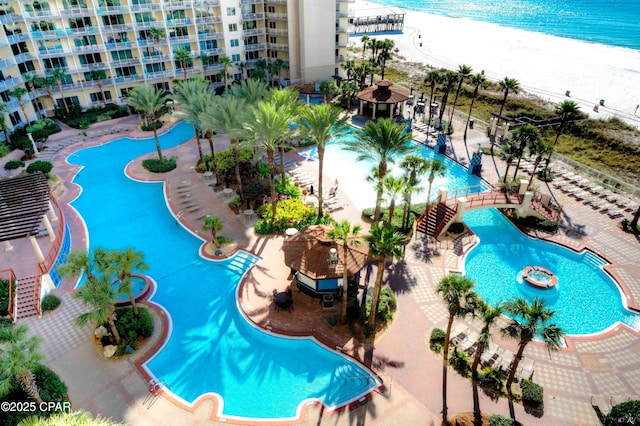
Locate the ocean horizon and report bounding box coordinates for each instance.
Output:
[378,0,640,51]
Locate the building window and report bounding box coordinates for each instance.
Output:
[230,39,239,47]
[269,36,276,44]
[233,72,241,81]
[226,7,235,16]
[268,6,275,13]
[9,111,21,126]
[270,51,277,58]
[268,22,276,29]
[231,53,240,62]
[228,23,237,32]
[90,91,112,102]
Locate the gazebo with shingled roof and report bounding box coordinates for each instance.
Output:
[356,80,410,120]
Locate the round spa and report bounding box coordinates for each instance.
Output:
[522,266,557,289]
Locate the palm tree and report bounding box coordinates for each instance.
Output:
[400,155,430,229]
[0,324,45,404]
[544,101,581,173]
[251,58,269,82]
[104,248,149,317]
[199,53,211,79]
[438,71,458,123]
[526,138,553,190]
[342,118,415,222]
[341,59,357,81]
[424,70,442,129]
[379,175,408,225]
[245,99,297,218]
[501,297,565,395]
[269,88,301,188]
[271,58,288,86]
[471,300,503,376]
[376,39,394,80]
[216,55,233,89]
[319,80,339,104]
[364,223,406,329]
[88,69,108,105]
[0,102,10,144]
[7,87,29,123]
[496,77,520,124]
[510,125,541,181]
[40,76,56,110]
[360,34,371,61]
[499,139,519,184]
[435,274,478,423]
[340,80,359,110]
[74,275,121,344]
[174,48,193,80]
[47,67,69,114]
[425,159,447,208]
[298,104,350,217]
[57,248,109,284]
[327,220,362,324]
[174,77,209,165]
[203,216,224,247]
[448,64,473,125]
[630,205,640,230]
[463,73,487,140]
[125,85,169,161]
[355,61,374,89]
[22,73,43,117]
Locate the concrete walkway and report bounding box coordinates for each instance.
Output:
[1,111,639,425]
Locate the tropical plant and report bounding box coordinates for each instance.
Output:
[216,55,233,89]
[448,64,472,125]
[57,248,109,284]
[88,70,108,104]
[298,104,350,217]
[424,70,442,129]
[103,248,149,317]
[148,26,165,41]
[199,53,212,78]
[319,80,339,104]
[364,222,406,329]
[250,58,269,82]
[46,68,70,114]
[339,80,359,110]
[438,71,459,123]
[327,220,362,324]
[269,88,301,188]
[471,300,503,376]
[173,77,209,165]
[125,85,169,161]
[203,216,224,247]
[22,73,43,117]
[7,87,29,124]
[74,275,121,344]
[0,324,45,404]
[509,125,541,181]
[379,175,409,225]
[496,77,520,124]
[501,297,565,395]
[604,400,640,426]
[245,97,297,218]
[360,34,370,61]
[543,100,581,174]
[0,102,10,144]
[18,409,127,426]
[464,73,487,139]
[526,138,553,190]
[342,118,415,222]
[400,155,429,229]
[376,39,395,80]
[435,274,478,423]
[173,48,193,80]
[425,158,446,207]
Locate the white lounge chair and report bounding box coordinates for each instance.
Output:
[517,358,535,380]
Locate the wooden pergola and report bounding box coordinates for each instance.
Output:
[356,80,410,120]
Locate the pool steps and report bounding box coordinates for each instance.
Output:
[583,251,606,269]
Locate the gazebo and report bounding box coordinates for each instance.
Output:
[356,80,410,119]
[282,225,369,302]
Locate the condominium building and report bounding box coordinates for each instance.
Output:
[0,0,353,135]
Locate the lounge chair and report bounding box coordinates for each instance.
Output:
[185,204,201,213]
[456,331,479,353]
[516,358,535,380]
[480,343,502,366]
[497,350,515,373]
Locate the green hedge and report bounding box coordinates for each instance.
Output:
[4,160,25,170]
[141,121,162,131]
[64,103,129,129]
[520,379,544,405]
[41,294,61,312]
[430,327,445,343]
[142,157,176,173]
[114,306,154,354]
[26,160,53,175]
[0,278,10,316]
[489,414,523,426]
[604,400,640,426]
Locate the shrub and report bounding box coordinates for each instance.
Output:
[10,135,35,157]
[479,366,504,393]
[256,197,316,234]
[361,287,397,326]
[142,157,176,173]
[0,144,10,157]
[430,328,446,343]
[449,349,470,375]
[0,278,11,316]
[448,222,465,234]
[229,195,242,208]
[41,294,61,312]
[520,379,544,405]
[489,414,523,426]
[33,364,68,402]
[275,176,301,199]
[141,121,162,131]
[604,400,640,426]
[4,160,25,170]
[26,160,53,176]
[114,306,154,352]
[0,317,12,327]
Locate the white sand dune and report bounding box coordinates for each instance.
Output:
[353,0,640,127]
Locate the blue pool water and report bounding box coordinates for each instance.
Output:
[113,276,147,302]
[299,132,636,335]
[464,209,638,335]
[67,121,380,419]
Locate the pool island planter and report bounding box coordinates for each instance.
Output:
[523,266,557,289]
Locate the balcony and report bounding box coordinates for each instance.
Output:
[244,43,265,52]
[195,16,222,25]
[0,14,23,24]
[6,33,30,44]
[101,24,132,33]
[67,26,100,36]
[335,55,345,63]
[110,57,140,67]
[265,0,287,3]
[167,34,194,43]
[14,52,35,64]
[241,12,264,21]
[96,5,128,14]
[243,28,265,37]
[142,54,170,63]
[144,70,172,80]
[201,47,224,55]
[134,20,162,30]
[38,46,66,58]
[130,3,161,12]
[335,41,347,48]
[266,28,288,36]
[163,1,192,10]
[336,26,348,34]
[104,40,137,50]
[137,38,166,47]
[73,44,104,53]
[193,0,220,6]
[1,98,19,110]
[0,77,22,92]
[60,7,94,18]
[204,63,224,73]
[31,30,58,40]
[197,31,224,41]
[24,10,59,20]
[265,12,287,20]
[0,57,14,70]
[113,74,144,84]
[266,43,287,51]
[166,18,193,27]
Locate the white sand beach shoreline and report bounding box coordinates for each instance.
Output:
[353,0,640,127]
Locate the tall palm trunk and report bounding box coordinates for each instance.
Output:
[232,141,243,201]
[442,313,455,423]
[108,314,122,344]
[464,88,479,140]
[367,253,386,328]
[471,340,486,374]
[318,144,326,217]
[341,243,349,323]
[206,130,218,178]
[18,371,43,404]
[193,124,204,166]
[505,341,528,395]
[374,161,387,222]
[279,141,286,189]
[57,81,69,114]
[151,122,164,162]
[267,148,278,218]
[97,80,106,105]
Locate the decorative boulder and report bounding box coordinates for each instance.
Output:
[103,345,117,358]
[94,326,109,339]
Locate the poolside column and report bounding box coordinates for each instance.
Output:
[47,200,58,221]
[28,236,45,263]
[454,197,468,223]
[3,241,13,252]
[42,215,56,242]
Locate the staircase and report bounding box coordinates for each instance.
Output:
[416,202,457,239]
[15,276,39,320]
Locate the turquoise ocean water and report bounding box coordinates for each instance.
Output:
[378,0,640,50]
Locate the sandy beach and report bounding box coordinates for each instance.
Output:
[353,0,640,127]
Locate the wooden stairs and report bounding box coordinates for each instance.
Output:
[15,276,39,320]
[416,202,457,239]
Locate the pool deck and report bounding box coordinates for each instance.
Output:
[2,111,640,425]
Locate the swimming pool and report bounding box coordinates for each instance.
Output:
[300,134,637,335]
[67,121,380,419]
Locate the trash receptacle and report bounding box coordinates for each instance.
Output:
[469,119,474,129]
[322,294,334,309]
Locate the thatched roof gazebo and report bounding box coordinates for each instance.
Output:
[356,80,410,119]
[282,225,369,299]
